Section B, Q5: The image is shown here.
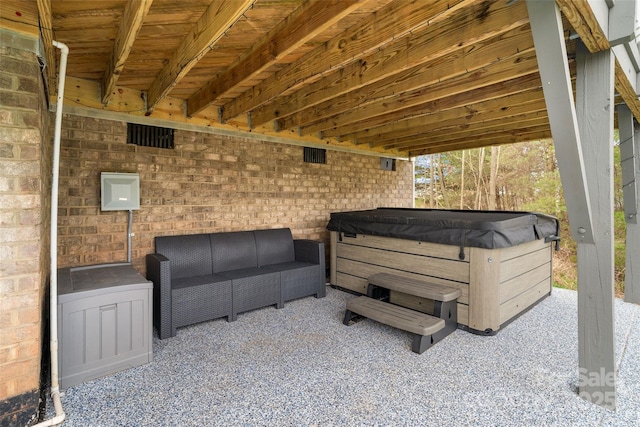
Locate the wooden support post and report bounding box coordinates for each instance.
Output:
[617,104,640,304]
[575,41,616,410]
[526,0,594,243]
[528,0,616,409]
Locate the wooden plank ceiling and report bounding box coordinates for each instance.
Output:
[5,0,638,157]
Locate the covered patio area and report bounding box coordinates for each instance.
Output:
[50,286,639,426]
[2,0,640,423]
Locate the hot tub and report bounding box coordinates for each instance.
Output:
[327,208,559,334]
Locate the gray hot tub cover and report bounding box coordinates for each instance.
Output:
[327,208,559,258]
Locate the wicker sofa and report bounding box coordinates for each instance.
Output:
[146,228,326,339]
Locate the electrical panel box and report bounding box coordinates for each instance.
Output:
[101,172,140,211]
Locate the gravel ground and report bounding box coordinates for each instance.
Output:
[46,286,639,426]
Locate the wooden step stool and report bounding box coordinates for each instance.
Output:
[343,273,461,353]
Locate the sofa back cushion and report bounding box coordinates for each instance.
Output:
[155,234,213,279]
[210,231,257,273]
[254,228,295,266]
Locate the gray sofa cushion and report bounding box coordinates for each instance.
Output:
[155,234,213,279]
[211,231,257,272]
[254,228,295,266]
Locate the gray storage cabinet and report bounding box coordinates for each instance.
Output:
[57,263,153,389]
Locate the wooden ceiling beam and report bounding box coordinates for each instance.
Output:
[387,117,551,151]
[348,90,548,145]
[404,126,553,157]
[557,0,640,121]
[146,0,255,111]
[101,0,153,105]
[380,116,549,151]
[36,0,55,96]
[407,129,553,157]
[311,52,541,138]
[272,24,535,131]
[555,0,609,53]
[186,0,362,117]
[220,0,474,123]
[250,0,530,129]
[372,109,548,152]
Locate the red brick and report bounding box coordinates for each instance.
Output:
[0,175,15,193]
[0,160,39,176]
[0,143,15,158]
[0,323,39,346]
[0,92,37,111]
[15,275,39,292]
[17,177,39,192]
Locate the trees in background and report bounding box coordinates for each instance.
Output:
[414,139,626,295]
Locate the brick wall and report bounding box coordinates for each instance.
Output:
[0,35,50,425]
[56,115,413,274]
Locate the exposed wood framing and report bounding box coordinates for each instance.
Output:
[275,26,537,133]
[101,0,153,105]
[256,0,530,133]
[2,0,39,36]
[575,41,616,410]
[617,104,640,304]
[351,91,548,147]
[146,0,255,111]
[186,0,362,117]
[557,0,640,119]
[331,66,543,146]
[9,0,638,158]
[220,0,474,123]
[36,0,55,96]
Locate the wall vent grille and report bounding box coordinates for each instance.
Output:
[127,123,174,149]
[303,147,326,164]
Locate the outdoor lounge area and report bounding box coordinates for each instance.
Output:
[3,0,640,424]
[48,285,639,426]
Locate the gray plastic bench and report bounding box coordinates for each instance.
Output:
[343,272,461,353]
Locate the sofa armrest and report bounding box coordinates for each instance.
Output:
[293,239,323,264]
[294,239,326,298]
[146,253,173,339]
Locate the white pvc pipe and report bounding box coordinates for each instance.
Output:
[33,40,68,427]
[127,209,133,263]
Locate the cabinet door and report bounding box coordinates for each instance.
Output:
[59,289,150,386]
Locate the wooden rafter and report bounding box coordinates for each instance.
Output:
[325,63,541,140]
[36,0,55,96]
[347,91,548,144]
[408,129,552,157]
[21,0,635,159]
[186,0,362,117]
[390,118,550,154]
[220,0,474,123]
[555,0,609,53]
[146,0,255,111]
[272,25,535,132]
[253,0,529,131]
[307,50,540,138]
[102,0,153,105]
[391,118,550,152]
